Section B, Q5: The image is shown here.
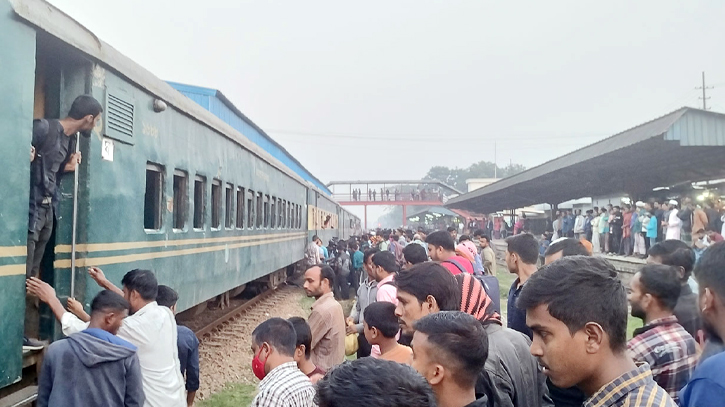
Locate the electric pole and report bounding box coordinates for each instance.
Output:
[697,71,714,110]
[494,141,497,179]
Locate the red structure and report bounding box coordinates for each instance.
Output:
[326,180,462,228]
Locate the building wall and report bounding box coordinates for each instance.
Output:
[466,178,500,192]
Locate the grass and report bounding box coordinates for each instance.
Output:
[198,384,257,407]
[299,295,315,317]
[495,265,644,340]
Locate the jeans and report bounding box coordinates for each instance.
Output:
[27,204,54,278]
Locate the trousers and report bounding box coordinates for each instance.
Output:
[27,204,54,278]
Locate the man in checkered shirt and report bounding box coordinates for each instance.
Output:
[627,264,698,403]
[251,318,316,407]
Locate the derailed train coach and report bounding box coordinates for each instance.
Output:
[0,0,358,391]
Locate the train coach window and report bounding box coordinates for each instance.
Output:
[297,205,302,229]
[236,187,245,229]
[173,170,188,230]
[144,163,164,231]
[247,190,255,229]
[271,196,277,228]
[264,195,270,228]
[287,202,295,229]
[193,175,206,229]
[281,201,287,229]
[257,192,263,228]
[211,179,222,229]
[225,183,234,229]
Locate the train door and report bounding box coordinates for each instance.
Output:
[30,33,93,342]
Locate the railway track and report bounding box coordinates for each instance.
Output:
[193,286,282,340]
[192,283,307,399]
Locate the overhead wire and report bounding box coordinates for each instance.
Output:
[267,129,605,142]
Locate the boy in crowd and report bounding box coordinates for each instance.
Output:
[518,256,676,406]
[288,317,326,384]
[315,358,436,407]
[402,242,428,268]
[37,290,144,407]
[364,302,412,364]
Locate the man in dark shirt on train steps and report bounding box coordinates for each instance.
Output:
[25,95,103,351]
[27,95,102,279]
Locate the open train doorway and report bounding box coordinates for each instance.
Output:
[27,32,92,342]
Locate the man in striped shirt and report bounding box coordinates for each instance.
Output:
[627,264,697,402]
[251,318,315,407]
[518,256,676,407]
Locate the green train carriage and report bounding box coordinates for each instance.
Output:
[0,0,359,393]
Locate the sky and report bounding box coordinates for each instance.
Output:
[47,0,725,225]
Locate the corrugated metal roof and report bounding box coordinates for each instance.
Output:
[407,206,460,219]
[167,81,332,195]
[446,107,725,213]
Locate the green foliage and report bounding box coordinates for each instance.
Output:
[199,384,257,407]
[423,160,526,192]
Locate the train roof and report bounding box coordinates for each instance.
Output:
[167,81,332,195]
[10,0,336,197]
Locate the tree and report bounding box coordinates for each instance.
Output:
[422,160,526,192]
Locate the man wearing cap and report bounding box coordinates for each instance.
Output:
[665,200,682,240]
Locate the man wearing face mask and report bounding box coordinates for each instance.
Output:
[250,318,316,407]
[24,95,103,350]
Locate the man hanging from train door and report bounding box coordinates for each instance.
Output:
[25,95,103,350]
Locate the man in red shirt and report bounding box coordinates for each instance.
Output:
[620,204,633,256]
[426,231,473,275]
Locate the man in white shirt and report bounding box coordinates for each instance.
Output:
[27,268,186,407]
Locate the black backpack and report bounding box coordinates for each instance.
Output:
[443,259,501,314]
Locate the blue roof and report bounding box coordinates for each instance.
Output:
[167,81,331,195]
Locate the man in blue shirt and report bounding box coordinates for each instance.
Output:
[679,242,725,406]
[351,242,364,288]
[157,286,199,407]
[561,210,574,238]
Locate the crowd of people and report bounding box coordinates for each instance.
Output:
[347,187,445,202]
[26,269,199,407]
[540,198,725,260]
[282,225,724,407]
[18,189,725,406]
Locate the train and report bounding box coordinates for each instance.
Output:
[0,0,360,393]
